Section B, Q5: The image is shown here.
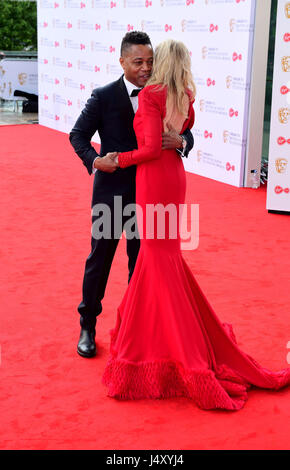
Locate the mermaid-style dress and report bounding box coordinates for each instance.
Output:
[102,85,290,410]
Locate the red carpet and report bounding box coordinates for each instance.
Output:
[0,124,289,450]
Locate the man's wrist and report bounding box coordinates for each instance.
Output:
[93,156,101,170]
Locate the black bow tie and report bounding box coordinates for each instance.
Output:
[130,89,141,97]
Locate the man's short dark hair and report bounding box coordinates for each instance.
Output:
[120,31,152,56]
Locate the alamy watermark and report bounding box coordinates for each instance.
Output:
[91,196,199,250]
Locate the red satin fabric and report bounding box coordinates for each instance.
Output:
[102,85,290,410]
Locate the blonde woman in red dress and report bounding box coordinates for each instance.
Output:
[102,39,290,410]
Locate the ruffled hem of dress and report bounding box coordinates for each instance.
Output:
[102,356,251,411]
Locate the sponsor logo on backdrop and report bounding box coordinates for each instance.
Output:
[209,24,218,32]
[77,99,87,109]
[52,57,67,68]
[195,149,226,170]
[90,82,102,90]
[141,20,172,32]
[53,94,67,105]
[204,130,213,139]
[229,108,239,117]
[52,19,67,28]
[41,73,54,84]
[106,64,123,75]
[40,38,54,47]
[77,60,100,72]
[274,185,290,194]
[64,39,87,50]
[78,20,96,30]
[275,158,288,173]
[223,130,245,147]
[64,77,81,89]
[181,20,207,32]
[233,52,242,61]
[285,2,290,18]
[64,114,75,126]
[207,78,215,86]
[160,0,185,6]
[41,109,55,120]
[281,85,290,95]
[229,18,253,32]
[201,47,231,61]
[107,20,133,31]
[123,0,144,7]
[225,75,249,91]
[92,0,110,8]
[39,0,55,7]
[277,136,290,145]
[226,162,235,171]
[64,0,86,8]
[199,100,227,116]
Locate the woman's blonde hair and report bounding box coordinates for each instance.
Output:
[146,39,196,117]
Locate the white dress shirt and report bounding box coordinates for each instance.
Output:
[92,76,141,173]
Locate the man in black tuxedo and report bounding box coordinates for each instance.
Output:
[69,31,194,358]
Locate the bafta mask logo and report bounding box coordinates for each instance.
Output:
[202,47,207,59]
[223,130,229,143]
[199,99,205,112]
[226,76,232,88]
[0,66,6,77]
[285,2,290,18]
[18,73,27,85]
[275,158,288,174]
[181,20,186,32]
[141,20,145,31]
[229,19,235,32]
[278,108,290,124]
[160,0,164,6]
[281,56,290,72]
[197,150,202,162]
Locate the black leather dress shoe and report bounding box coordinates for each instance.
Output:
[77,327,96,358]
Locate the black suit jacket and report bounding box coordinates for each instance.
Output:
[69,75,194,206]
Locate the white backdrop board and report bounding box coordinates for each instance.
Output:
[266,0,290,212]
[37,0,257,187]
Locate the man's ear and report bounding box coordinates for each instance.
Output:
[119,57,125,70]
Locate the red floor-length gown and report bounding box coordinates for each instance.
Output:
[102,84,290,410]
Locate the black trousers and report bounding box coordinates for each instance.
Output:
[78,192,140,329]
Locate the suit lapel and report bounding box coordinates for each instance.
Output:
[117,75,135,119]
